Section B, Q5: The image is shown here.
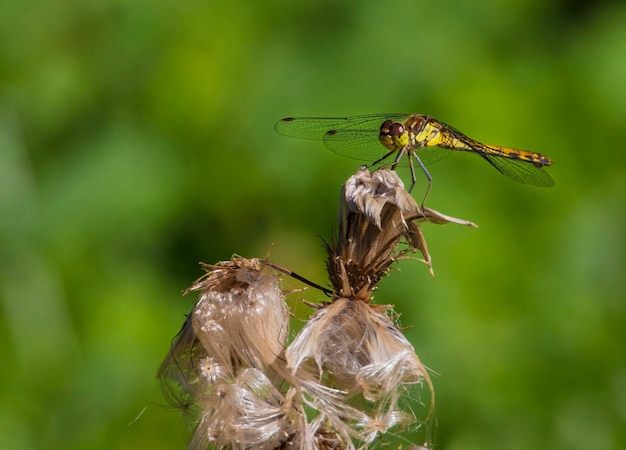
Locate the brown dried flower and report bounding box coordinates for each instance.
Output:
[158,257,298,449]
[286,167,476,447]
[159,168,476,449]
[330,167,475,292]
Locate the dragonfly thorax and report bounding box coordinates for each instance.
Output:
[379,120,409,151]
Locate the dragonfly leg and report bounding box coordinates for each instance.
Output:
[414,152,433,207]
[390,149,405,169]
[407,153,417,193]
[388,149,408,179]
[370,150,396,167]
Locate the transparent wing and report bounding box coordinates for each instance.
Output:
[274,114,408,140]
[435,120,555,186]
[324,130,456,167]
[480,153,555,186]
[412,147,454,166]
[322,128,392,163]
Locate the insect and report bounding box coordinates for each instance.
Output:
[275,113,554,200]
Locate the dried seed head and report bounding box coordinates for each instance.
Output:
[158,256,295,448]
[329,167,475,293]
[281,168,475,446]
[286,298,433,446]
[188,256,289,372]
[286,298,430,400]
[191,369,299,450]
[159,256,289,383]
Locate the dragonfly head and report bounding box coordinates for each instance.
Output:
[379,120,409,151]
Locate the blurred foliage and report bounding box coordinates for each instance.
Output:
[1,0,625,448]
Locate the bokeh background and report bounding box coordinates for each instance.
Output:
[1,0,625,448]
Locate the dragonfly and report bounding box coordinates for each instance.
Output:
[275,113,554,200]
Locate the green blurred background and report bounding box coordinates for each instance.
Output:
[1,0,625,448]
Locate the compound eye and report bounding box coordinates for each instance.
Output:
[388,122,404,137]
[380,120,393,133]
